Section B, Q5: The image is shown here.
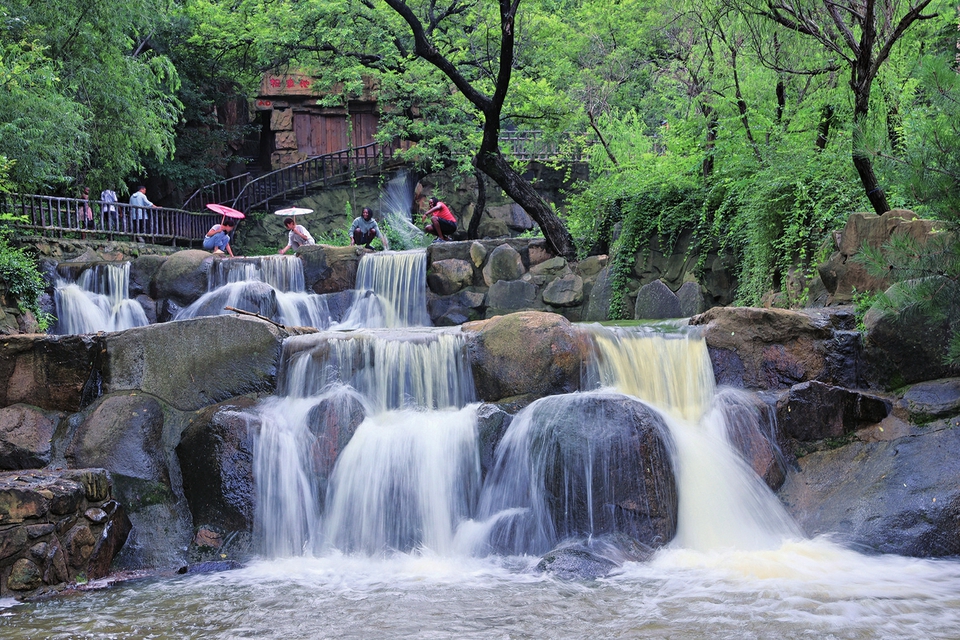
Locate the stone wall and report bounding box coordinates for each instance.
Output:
[0,468,131,599]
[424,234,735,324]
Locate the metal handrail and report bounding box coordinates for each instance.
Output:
[228,141,400,212]
[181,173,252,212]
[2,193,219,246]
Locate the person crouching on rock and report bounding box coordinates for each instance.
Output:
[422,197,456,242]
[349,207,389,251]
[279,217,316,254]
[203,218,236,256]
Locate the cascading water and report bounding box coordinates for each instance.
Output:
[377,171,426,248]
[10,317,960,637]
[52,262,148,334]
[586,325,802,550]
[175,250,430,330]
[254,329,477,557]
[175,255,343,327]
[343,250,430,327]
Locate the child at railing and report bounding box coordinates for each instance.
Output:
[79,188,94,238]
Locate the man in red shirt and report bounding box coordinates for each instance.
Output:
[422,197,457,242]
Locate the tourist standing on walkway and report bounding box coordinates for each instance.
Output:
[129,185,156,238]
[203,218,236,256]
[422,197,456,242]
[100,188,119,232]
[279,217,316,254]
[79,188,94,237]
[349,207,388,250]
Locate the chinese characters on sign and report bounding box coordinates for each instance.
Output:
[264,76,313,95]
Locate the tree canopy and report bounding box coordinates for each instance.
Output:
[1,0,958,303]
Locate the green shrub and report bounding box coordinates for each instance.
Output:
[0,236,52,329]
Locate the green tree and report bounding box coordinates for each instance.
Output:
[1,0,182,193]
[0,37,87,191]
[755,0,940,215]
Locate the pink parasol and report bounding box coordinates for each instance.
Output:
[206,203,246,223]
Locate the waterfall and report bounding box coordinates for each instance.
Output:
[176,251,429,329]
[377,171,426,248]
[344,250,430,328]
[585,324,801,550]
[254,329,477,557]
[254,318,801,560]
[476,389,677,556]
[176,255,343,328]
[53,262,148,334]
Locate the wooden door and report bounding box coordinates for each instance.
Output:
[323,116,349,154]
[351,112,378,148]
[294,112,317,155]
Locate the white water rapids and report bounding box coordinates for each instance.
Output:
[21,253,960,639]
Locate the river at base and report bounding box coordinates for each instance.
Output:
[4,539,960,639]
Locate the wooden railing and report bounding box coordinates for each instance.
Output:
[229,141,402,212]
[180,132,584,215]
[181,173,252,212]
[500,130,585,162]
[3,193,219,246]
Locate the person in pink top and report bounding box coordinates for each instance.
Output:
[422,196,457,242]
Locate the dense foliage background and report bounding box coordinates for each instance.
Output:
[0,0,957,309]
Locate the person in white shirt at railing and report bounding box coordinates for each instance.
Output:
[129,185,157,237]
[100,188,119,232]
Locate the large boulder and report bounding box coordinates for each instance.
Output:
[103,315,286,411]
[775,381,891,441]
[129,255,167,298]
[298,245,361,294]
[583,265,615,322]
[634,279,682,320]
[0,468,131,599]
[861,283,960,389]
[427,258,475,295]
[483,392,678,554]
[427,289,486,327]
[0,334,103,413]
[716,389,787,491]
[303,392,367,508]
[486,280,540,316]
[690,306,858,390]
[65,393,168,485]
[0,404,60,470]
[818,210,944,304]
[778,420,960,557]
[464,311,587,402]
[152,250,211,308]
[482,243,525,286]
[542,274,584,308]
[177,397,260,537]
[896,378,960,422]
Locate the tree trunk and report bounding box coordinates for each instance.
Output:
[703,104,718,178]
[815,105,834,151]
[468,167,486,240]
[474,150,577,260]
[852,151,891,215]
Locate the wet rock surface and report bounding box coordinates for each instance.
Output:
[779,418,960,557]
[463,311,587,403]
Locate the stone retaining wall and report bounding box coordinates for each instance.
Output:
[0,468,131,599]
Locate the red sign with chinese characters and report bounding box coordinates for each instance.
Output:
[261,75,315,97]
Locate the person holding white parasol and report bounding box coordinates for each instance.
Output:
[276,207,316,254]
